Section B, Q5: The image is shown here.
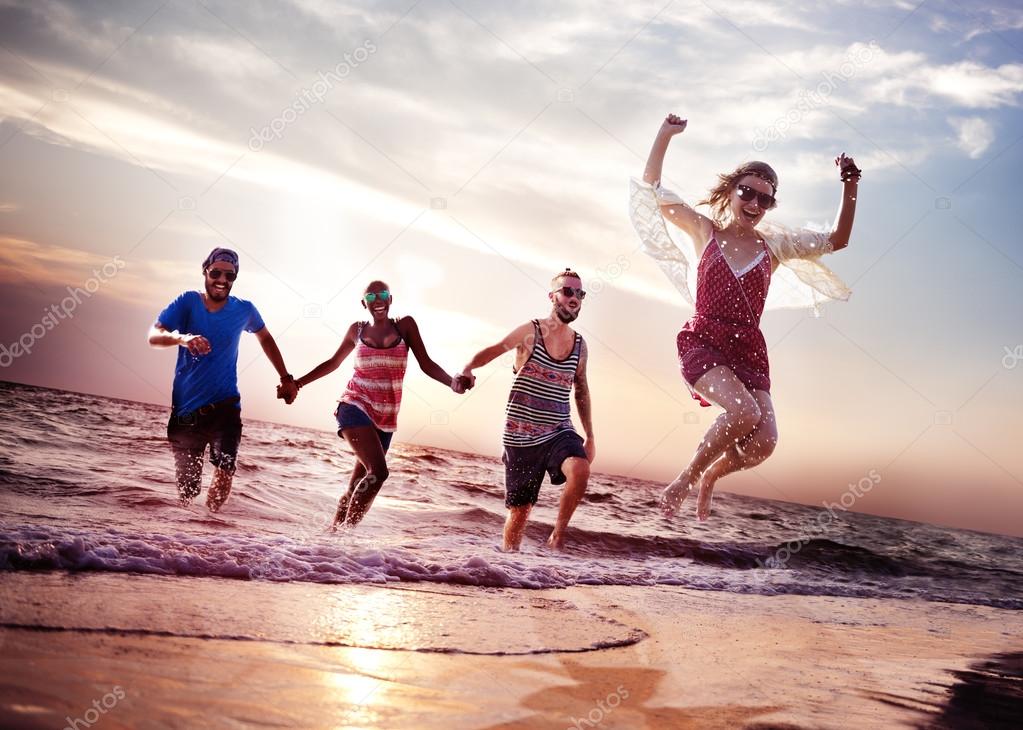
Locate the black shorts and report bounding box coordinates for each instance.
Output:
[502,430,587,508]
[167,402,243,474]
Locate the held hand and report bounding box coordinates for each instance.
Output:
[276,381,299,404]
[584,437,596,464]
[182,334,211,356]
[659,113,687,138]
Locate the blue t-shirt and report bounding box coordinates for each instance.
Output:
[157,291,265,416]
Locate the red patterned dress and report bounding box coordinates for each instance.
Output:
[678,232,772,406]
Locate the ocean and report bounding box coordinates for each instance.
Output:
[1,380,1021,610]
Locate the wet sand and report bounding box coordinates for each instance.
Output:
[1,572,1020,729]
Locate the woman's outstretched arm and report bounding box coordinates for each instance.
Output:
[295,323,359,389]
[829,153,860,251]
[397,316,457,389]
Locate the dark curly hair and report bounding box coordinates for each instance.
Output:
[698,161,779,225]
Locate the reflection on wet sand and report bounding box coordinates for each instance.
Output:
[482,659,784,730]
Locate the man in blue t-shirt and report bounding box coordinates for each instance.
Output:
[149,248,299,510]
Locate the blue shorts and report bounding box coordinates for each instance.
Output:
[502,430,587,508]
[334,402,394,453]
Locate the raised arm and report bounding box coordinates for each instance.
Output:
[573,340,595,463]
[643,113,686,185]
[642,114,714,250]
[396,316,458,389]
[828,153,860,251]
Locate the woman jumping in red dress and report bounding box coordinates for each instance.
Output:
[631,113,861,520]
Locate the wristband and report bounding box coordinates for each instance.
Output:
[840,164,862,183]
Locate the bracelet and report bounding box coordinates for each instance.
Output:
[840,164,862,183]
[280,373,294,383]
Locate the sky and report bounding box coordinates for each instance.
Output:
[1,0,1021,536]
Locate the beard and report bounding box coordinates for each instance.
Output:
[555,305,578,323]
[206,281,231,300]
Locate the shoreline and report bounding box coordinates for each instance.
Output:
[2,572,1021,728]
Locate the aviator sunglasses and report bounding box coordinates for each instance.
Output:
[363,290,391,303]
[554,286,586,300]
[206,268,237,281]
[736,184,776,209]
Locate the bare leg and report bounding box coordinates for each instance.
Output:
[547,456,590,550]
[333,461,367,527]
[695,389,777,521]
[503,504,532,552]
[205,467,235,512]
[336,426,388,528]
[662,366,762,517]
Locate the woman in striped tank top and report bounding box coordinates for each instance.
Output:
[284,281,469,528]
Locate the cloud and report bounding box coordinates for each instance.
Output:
[950,116,995,159]
[769,43,1023,110]
[0,235,140,297]
[919,61,1023,108]
[962,6,1023,41]
[1,0,1019,312]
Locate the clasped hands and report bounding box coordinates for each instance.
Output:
[276,379,299,405]
[450,371,475,395]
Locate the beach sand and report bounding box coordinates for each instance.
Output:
[1,572,1020,729]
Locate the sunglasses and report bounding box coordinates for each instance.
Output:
[363,290,391,303]
[207,269,237,281]
[736,184,776,209]
[554,286,586,300]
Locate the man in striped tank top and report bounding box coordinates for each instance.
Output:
[460,269,595,551]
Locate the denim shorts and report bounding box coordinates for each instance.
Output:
[334,402,394,453]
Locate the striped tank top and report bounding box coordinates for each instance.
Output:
[503,320,582,448]
[340,320,409,432]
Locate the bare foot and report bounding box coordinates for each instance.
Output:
[696,475,716,521]
[546,532,565,551]
[660,476,694,517]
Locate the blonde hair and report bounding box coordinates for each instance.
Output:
[698,161,779,225]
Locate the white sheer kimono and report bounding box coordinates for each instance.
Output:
[629,177,851,315]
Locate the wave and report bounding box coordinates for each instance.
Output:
[3,525,1020,608]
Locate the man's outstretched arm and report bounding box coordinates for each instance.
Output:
[148,323,210,355]
[253,327,291,379]
[460,321,535,387]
